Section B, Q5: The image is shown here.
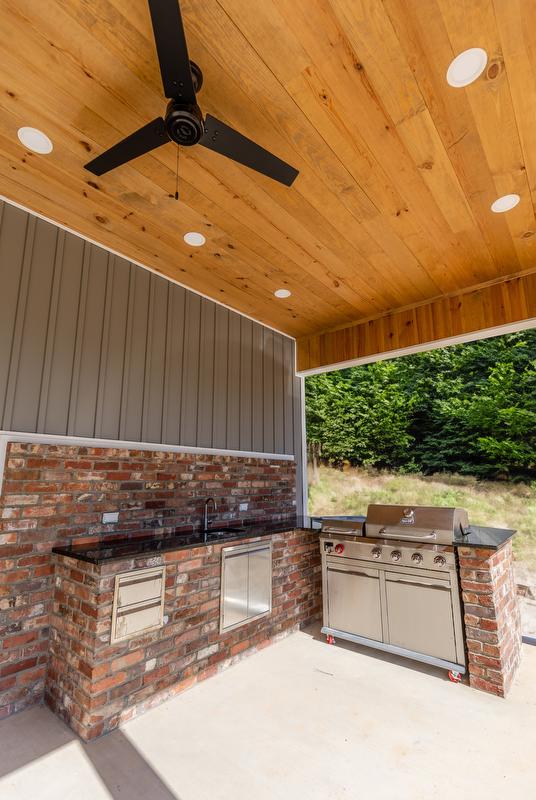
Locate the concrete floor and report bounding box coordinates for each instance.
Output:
[1,625,534,800]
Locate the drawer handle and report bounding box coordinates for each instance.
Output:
[116,598,162,617]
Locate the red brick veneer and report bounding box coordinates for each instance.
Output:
[459,542,522,696]
[47,529,321,740]
[0,443,296,719]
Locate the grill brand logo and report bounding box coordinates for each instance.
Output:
[400,508,415,525]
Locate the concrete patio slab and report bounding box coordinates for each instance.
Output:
[0,624,534,800]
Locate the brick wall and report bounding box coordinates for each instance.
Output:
[47,529,321,740]
[0,442,297,719]
[459,542,522,697]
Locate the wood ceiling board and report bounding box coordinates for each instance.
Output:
[0,0,534,339]
[329,0,479,237]
[382,0,528,271]
[70,0,401,312]
[2,0,394,317]
[435,0,536,269]
[0,23,363,331]
[494,1,536,222]
[226,0,470,293]
[270,0,497,286]
[297,272,536,373]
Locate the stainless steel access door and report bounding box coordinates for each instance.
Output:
[221,541,272,632]
[326,561,383,642]
[385,571,457,663]
[248,545,271,618]
[221,549,249,630]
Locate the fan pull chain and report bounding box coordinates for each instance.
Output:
[175,145,179,200]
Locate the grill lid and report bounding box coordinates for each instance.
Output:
[365,504,469,545]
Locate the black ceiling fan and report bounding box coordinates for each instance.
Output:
[84,0,299,187]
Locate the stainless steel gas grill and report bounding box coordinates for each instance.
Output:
[320,504,467,679]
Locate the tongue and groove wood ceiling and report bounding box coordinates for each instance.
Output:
[0,0,535,339]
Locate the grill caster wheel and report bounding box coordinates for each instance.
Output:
[448,670,461,683]
[326,634,336,645]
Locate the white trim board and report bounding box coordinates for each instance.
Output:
[0,431,294,495]
[297,318,536,376]
[0,195,294,342]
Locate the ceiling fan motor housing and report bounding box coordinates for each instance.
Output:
[165,100,204,146]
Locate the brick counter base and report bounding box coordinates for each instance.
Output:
[46,529,321,740]
[459,542,522,697]
[0,443,296,719]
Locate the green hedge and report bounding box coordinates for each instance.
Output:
[305,330,536,480]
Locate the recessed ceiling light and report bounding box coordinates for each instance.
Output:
[17,126,53,154]
[446,48,488,87]
[183,231,206,247]
[274,288,291,299]
[491,194,520,213]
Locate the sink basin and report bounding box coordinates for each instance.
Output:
[204,527,243,538]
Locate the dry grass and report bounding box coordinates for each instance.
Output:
[308,465,536,565]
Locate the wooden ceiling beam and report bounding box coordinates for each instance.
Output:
[296,272,536,373]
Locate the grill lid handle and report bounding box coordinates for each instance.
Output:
[378,527,437,539]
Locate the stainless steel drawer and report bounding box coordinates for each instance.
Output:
[114,601,163,641]
[111,566,165,643]
[117,572,163,608]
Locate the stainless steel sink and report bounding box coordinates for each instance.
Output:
[204,527,243,539]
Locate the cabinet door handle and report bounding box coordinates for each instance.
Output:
[328,567,379,579]
[387,577,449,590]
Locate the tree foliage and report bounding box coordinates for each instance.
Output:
[305,330,536,480]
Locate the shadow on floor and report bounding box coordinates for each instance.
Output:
[302,621,455,683]
[86,728,179,800]
[0,705,180,800]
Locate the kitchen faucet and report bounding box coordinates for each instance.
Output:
[203,497,217,532]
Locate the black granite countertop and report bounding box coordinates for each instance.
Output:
[452,524,516,551]
[52,516,311,564]
[52,513,516,565]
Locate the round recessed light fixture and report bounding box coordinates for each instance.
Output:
[274,288,291,299]
[446,48,488,87]
[491,194,520,213]
[17,126,53,154]
[183,231,206,247]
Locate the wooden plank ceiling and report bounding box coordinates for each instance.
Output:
[0,0,535,341]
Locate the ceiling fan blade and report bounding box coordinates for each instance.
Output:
[199,114,299,187]
[148,0,196,103]
[85,118,169,175]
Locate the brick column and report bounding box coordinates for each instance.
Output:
[458,542,522,697]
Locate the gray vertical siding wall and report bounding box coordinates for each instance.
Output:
[0,201,303,469]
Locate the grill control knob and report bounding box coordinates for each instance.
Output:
[334,543,345,555]
[390,550,402,562]
[434,555,446,567]
[371,547,382,559]
[411,552,423,564]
